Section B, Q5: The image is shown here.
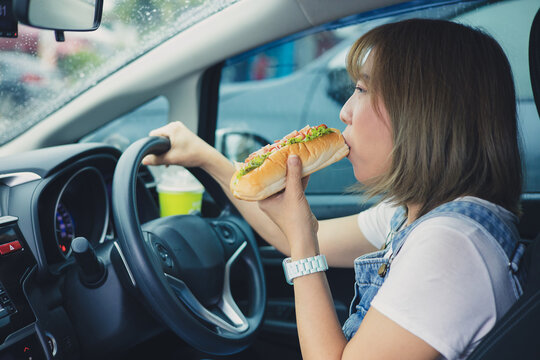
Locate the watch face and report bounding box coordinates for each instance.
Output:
[282,258,293,285]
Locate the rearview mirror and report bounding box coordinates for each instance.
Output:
[14,0,103,31]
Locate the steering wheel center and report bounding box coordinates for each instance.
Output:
[144,215,226,307]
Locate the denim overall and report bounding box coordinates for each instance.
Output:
[342,199,526,340]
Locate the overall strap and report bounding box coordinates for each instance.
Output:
[390,200,524,279]
[380,206,407,251]
[390,206,407,231]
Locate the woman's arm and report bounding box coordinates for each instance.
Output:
[293,269,440,360]
[143,122,293,253]
[143,122,376,265]
[318,215,377,267]
[258,155,440,360]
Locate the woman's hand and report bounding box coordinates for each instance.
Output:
[258,155,319,256]
[142,121,215,168]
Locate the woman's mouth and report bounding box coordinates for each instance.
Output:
[343,137,351,156]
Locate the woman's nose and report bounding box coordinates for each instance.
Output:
[340,97,352,125]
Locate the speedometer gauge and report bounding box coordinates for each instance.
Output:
[55,202,75,257]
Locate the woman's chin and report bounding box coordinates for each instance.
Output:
[352,160,389,185]
[353,169,380,186]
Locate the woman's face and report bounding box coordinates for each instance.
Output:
[340,55,393,184]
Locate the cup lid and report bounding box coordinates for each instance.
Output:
[157,182,204,193]
[157,166,204,193]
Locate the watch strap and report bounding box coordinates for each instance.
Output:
[282,255,328,285]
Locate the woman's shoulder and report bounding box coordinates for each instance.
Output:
[414,196,518,237]
[404,214,501,257]
[396,204,517,306]
[404,198,514,262]
[455,196,517,223]
[395,196,519,294]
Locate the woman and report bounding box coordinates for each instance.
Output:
[144,19,524,359]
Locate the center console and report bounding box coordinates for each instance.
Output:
[0,216,47,359]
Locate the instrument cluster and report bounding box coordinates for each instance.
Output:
[38,159,114,268]
[52,167,109,260]
[34,151,159,270]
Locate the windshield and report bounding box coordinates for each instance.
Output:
[0,0,238,145]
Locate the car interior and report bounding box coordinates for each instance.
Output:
[0,0,539,359]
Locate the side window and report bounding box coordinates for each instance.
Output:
[216,27,359,195]
[216,0,539,195]
[80,96,169,151]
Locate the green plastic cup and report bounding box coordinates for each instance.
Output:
[157,183,203,217]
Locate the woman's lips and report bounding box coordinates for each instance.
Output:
[343,136,351,157]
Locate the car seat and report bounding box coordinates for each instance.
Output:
[467,232,540,359]
[468,7,540,359]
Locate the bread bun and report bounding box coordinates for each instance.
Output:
[230,127,349,201]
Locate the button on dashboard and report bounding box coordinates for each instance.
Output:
[6,303,17,314]
[0,240,22,255]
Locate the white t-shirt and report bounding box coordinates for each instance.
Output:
[357,196,519,360]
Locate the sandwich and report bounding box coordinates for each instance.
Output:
[230,124,349,200]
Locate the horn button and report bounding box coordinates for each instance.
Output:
[144,216,226,307]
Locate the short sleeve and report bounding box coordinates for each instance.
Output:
[357,201,398,249]
[370,219,501,359]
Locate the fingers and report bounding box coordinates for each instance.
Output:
[259,156,302,208]
[258,155,315,241]
[288,156,310,191]
[142,154,162,166]
[142,153,172,166]
[286,155,305,196]
[143,122,183,166]
[148,126,168,138]
[149,129,170,139]
[149,122,179,137]
[142,154,154,165]
[286,155,302,180]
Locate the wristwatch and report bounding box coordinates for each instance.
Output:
[282,255,328,285]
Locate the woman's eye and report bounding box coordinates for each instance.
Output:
[355,86,366,94]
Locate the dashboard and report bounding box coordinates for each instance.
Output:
[0,143,161,359]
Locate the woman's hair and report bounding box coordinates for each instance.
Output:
[347,18,522,216]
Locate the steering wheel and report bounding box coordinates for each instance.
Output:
[111,136,266,355]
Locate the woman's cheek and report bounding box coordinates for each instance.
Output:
[347,149,364,180]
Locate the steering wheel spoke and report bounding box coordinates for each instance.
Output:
[164,240,249,333]
[165,272,249,334]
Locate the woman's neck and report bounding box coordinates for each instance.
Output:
[406,204,422,225]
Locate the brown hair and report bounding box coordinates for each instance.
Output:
[347,19,522,216]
